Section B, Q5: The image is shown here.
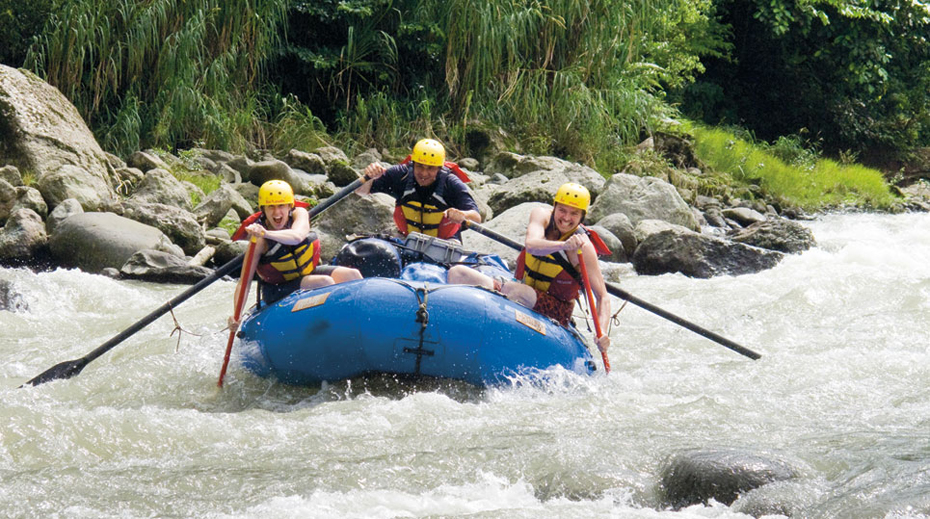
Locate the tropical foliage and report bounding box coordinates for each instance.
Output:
[1,0,927,176]
[676,0,930,154]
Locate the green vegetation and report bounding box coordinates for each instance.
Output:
[1,0,927,212]
[691,126,898,210]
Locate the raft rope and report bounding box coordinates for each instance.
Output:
[168,305,200,352]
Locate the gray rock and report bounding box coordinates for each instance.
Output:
[0,165,22,186]
[632,228,783,278]
[212,239,249,270]
[722,207,767,227]
[192,184,253,229]
[122,200,207,255]
[461,202,546,267]
[12,186,47,220]
[130,168,192,211]
[0,65,118,199]
[313,146,349,165]
[36,164,121,213]
[350,148,382,170]
[248,159,307,193]
[114,167,144,196]
[458,157,480,170]
[588,173,699,231]
[659,449,798,509]
[49,212,183,272]
[227,156,254,182]
[126,150,169,172]
[120,249,213,284]
[730,218,816,254]
[486,168,605,215]
[327,160,361,187]
[285,149,327,175]
[0,279,28,312]
[587,225,627,263]
[45,198,84,235]
[314,193,396,262]
[0,178,14,224]
[633,219,694,244]
[0,208,47,262]
[594,213,636,259]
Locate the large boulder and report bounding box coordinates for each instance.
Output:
[0,65,119,207]
[632,228,783,278]
[0,208,48,263]
[130,168,193,211]
[730,218,816,254]
[122,201,207,255]
[659,449,799,510]
[45,198,84,235]
[486,167,606,215]
[192,184,253,229]
[313,192,396,262]
[119,249,213,284]
[49,212,183,272]
[460,202,545,268]
[588,173,699,231]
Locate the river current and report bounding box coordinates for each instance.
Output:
[1,212,928,518]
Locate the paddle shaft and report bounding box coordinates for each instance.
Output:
[23,176,369,387]
[576,248,611,372]
[463,221,761,360]
[217,238,258,387]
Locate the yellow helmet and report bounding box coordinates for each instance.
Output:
[411,139,445,167]
[258,180,294,207]
[553,183,590,212]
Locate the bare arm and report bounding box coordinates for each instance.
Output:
[356,163,386,195]
[523,206,586,256]
[246,207,311,245]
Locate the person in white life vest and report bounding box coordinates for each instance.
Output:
[231,180,362,320]
[447,183,611,354]
[356,138,481,242]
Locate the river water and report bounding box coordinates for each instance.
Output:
[1,212,928,518]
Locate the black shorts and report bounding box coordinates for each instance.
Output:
[260,265,338,305]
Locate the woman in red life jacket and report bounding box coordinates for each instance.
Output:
[355,138,481,243]
[448,183,611,354]
[231,180,362,319]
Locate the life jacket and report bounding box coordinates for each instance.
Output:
[391,164,463,239]
[232,205,321,285]
[515,224,611,302]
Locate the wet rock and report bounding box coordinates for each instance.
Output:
[659,449,799,510]
[730,218,816,254]
[0,208,47,263]
[632,228,783,277]
[120,249,213,284]
[192,184,253,229]
[212,239,249,272]
[123,200,207,255]
[45,198,84,235]
[49,212,183,272]
[0,279,28,312]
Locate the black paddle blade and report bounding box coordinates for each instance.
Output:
[20,358,90,387]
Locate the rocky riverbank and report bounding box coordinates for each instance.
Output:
[3,63,920,286]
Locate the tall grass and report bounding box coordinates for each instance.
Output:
[421,0,709,169]
[26,0,288,156]
[692,127,898,210]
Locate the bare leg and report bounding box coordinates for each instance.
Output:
[500,281,537,308]
[447,265,494,290]
[331,266,362,283]
[300,274,335,290]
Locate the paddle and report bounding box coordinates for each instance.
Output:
[217,236,258,387]
[462,220,762,360]
[575,247,611,372]
[22,176,368,387]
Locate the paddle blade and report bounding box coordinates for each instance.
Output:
[21,358,90,387]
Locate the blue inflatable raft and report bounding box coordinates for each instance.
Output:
[235,234,597,387]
